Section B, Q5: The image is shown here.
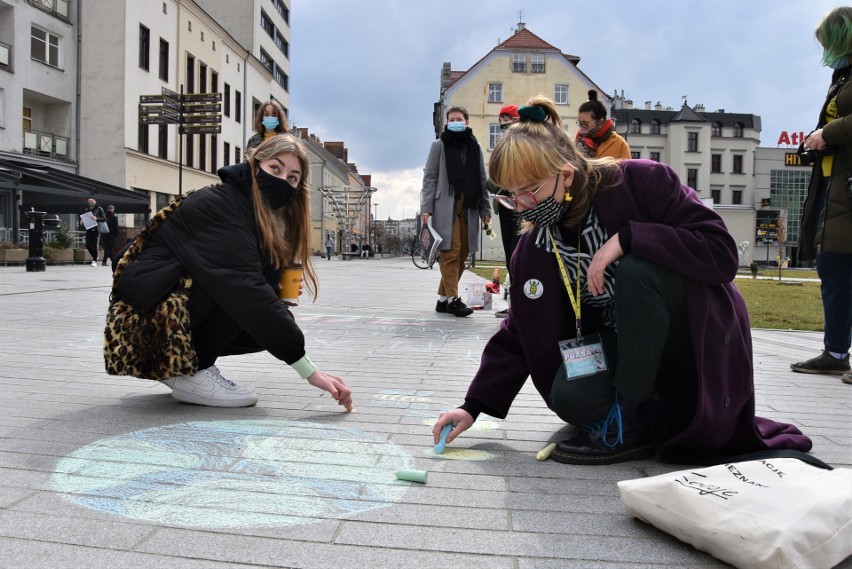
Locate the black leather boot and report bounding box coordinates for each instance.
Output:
[551,394,655,465]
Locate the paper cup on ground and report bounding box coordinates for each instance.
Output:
[279,264,303,306]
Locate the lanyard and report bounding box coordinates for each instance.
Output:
[549,228,583,339]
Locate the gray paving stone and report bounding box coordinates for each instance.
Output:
[1,261,850,569]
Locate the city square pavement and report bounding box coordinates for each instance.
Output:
[0,256,850,569]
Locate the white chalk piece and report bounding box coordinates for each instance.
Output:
[395,469,428,483]
[536,442,557,461]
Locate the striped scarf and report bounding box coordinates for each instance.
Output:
[534,211,618,327]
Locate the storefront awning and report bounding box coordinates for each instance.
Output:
[0,158,151,214]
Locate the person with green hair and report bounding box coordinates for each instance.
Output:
[790,7,852,384]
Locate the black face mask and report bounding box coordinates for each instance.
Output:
[256,168,297,210]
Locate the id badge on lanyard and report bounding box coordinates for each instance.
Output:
[548,228,610,380]
[558,334,608,380]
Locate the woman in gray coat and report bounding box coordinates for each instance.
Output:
[420,106,492,317]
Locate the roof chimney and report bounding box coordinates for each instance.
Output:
[625,99,634,110]
[644,101,652,110]
[694,103,705,112]
[655,101,662,110]
[517,21,526,32]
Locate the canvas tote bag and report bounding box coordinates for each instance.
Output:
[617,452,852,569]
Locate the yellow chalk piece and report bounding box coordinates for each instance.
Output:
[536,442,557,461]
[344,403,354,412]
[395,469,427,483]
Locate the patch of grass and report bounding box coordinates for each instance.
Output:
[470,266,824,332]
[734,279,823,331]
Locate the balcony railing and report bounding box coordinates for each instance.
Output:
[25,0,70,20]
[22,130,71,161]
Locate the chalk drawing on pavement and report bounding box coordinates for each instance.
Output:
[51,420,413,529]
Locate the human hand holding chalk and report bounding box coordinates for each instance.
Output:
[434,423,453,454]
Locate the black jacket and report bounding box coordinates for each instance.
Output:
[114,163,307,364]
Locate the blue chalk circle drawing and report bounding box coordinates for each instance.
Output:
[51,420,413,529]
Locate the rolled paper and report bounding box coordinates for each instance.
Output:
[395,469,428,483]
[536,442,557,461]
[434,423,453,454]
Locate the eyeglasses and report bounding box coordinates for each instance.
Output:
[495,178,551,211]
[576,119,596,129]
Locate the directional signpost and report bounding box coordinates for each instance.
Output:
[138,86,223,195]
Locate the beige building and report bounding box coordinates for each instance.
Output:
[436,23,611,261]
[79,0,291,222]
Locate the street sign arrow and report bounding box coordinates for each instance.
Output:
[183,92,222,103]
[181,124,222,134]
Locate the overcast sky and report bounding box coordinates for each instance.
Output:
[290,0,839,220]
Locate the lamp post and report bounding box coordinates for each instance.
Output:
[373,203,379,252]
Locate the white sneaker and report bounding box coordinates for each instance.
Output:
[161,366,258,407]
[90,260,98,267]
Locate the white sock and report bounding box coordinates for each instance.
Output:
[439,296,448,302]
[829,351,848,360]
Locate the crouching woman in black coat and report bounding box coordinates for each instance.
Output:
[106,135,352,409]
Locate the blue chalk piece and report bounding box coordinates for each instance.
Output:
[434,423,453,454]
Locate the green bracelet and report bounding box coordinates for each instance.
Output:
[291,355,317,379]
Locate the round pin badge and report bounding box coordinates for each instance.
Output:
[523,279,544,299]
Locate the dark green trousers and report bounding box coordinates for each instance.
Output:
[550,255,695,425]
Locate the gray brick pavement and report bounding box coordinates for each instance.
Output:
[0,258,849,568]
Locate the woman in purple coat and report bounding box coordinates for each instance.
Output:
[432,96,812,465]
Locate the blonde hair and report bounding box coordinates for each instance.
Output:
[246,135,318,300]
[489,95,620,230]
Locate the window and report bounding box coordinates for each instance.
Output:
[488,123,501,150]
[650,151,661,162]
[711,188,721,203]
[488,82,502,103]
[138,124,149,153]
[650,120,661,134]
[554,84,568,105]
[733,154,744,173]
[629,118,641,134]
[224,83,231,117]
[734,122,744,138]
[159,39,169,81]
[712,121,722,136]
[711,154,722,172]
[261,10,275,39]
[259,48,273,74]
[732,189,743,205]
[224,141,231,166]
[211,71,218,94]
[23,106,32,132]
[687,131,698,152]
[630,151,640,159]
[210,134,218,172]
[199,133,206,171]
[28,0,70,19]
[31,26,59,67]
[275,32,288,58]
[274,64,288,91]
[687,168,698,190]
[274,0,290,23]
[235,146,241,164]
[138,25,150,70]
[199,62,207,92]
[235,90,241,123]
[0,43,10,70]
[512,53,525,72]
[531,53,545,73]
[157,124,167,159]
[186,54,195,93]
[185,133,194,168]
